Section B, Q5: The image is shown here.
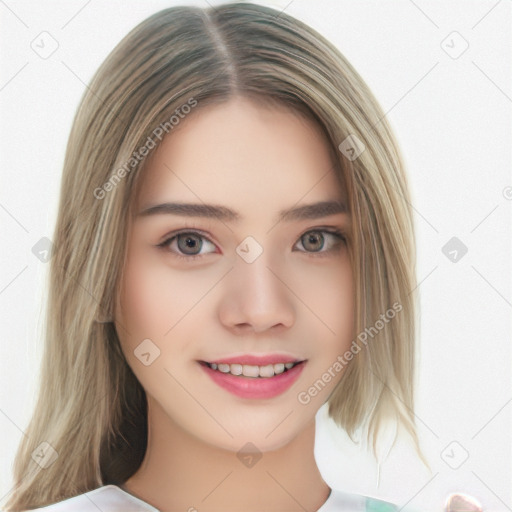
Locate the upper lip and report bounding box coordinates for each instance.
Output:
[201,353,306,366]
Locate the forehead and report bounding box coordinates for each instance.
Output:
[135,97,345,216]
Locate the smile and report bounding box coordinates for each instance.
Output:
[199,359,307,399]
[204,361,299,378]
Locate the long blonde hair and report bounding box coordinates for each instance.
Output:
[5,3,423,509]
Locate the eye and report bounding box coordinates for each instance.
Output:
[158,231,217,260]
[294,229,346,255]
[157,228,347,262]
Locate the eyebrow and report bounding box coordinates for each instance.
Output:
[137,200,348,223]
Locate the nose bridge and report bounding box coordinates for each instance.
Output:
[237,254,279,301]
[218,244,294,331]
[234,234,279,292]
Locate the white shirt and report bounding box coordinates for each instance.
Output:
[28,484,399,511]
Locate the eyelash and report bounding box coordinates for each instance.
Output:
[157,227,347,262]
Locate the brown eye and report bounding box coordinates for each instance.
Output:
[301,231,325,252]
[294,229,346,255]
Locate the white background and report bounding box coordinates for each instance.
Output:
[0,0,510,510]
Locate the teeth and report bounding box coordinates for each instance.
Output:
[273,363,285,375]
[242,365,260,377]
[208,361,299,378]
[230,363,243,375]
[259,364,274,378]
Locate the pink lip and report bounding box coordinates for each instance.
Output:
[199,360,306,399]
[206,353,303,366]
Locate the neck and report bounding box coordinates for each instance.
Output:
[120,397,331,512]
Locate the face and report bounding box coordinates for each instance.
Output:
[115,96,354,453]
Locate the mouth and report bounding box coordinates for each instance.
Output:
[200,360,303,378]
[198,357,307,399]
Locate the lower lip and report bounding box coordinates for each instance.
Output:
[199,361,306,399]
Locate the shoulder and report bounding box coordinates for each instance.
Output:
[26,485,159,512]
[320,488,399,512]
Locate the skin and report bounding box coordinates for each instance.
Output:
[115,96,355,512]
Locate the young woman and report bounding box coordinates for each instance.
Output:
[5,3,433,511]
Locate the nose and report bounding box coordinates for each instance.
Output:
[217,254,295,335]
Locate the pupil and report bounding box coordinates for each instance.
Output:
[178,234,201,254]
[303,231,324,252]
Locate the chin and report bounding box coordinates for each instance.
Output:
[200,416,309,454]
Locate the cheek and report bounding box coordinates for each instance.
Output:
[293,259,354,340]
[119,249,211,337]
[291,263,355,408]
[119,256,168,337]
[116,250,207,388]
